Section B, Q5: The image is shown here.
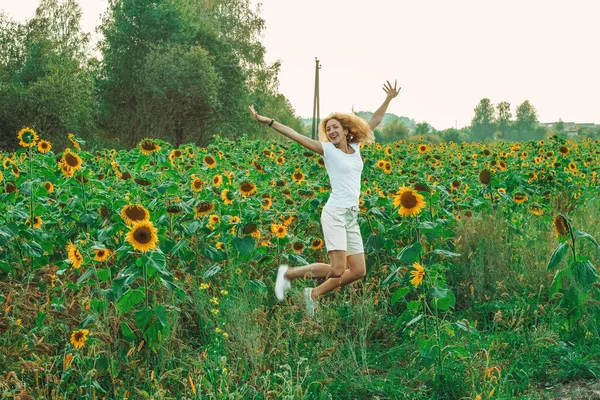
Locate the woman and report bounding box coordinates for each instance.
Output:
[248,80,401,317]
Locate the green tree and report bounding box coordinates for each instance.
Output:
[496,101,512,140]
[554,119,565,134]
[514,100,538,141]
[470,98,496,142]
[440,128,461,143]
[376,119,409,143]
[0,0,96,151]
[415,122,430,136]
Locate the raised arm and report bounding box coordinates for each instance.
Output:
[368,80,401,131]
[248,105,323,155]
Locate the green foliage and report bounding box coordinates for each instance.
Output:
[471,98,496,141]
[376,119,409,143]
[0,0,96,151]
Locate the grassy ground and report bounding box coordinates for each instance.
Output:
[1,196,599,399]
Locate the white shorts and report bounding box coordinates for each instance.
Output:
[320,206,364,255]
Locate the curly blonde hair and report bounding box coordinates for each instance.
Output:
[318,113,375,144]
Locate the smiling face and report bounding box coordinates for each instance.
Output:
[326,119,349,145]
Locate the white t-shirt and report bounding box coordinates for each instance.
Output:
[321,141,363,209]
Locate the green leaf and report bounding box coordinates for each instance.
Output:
[421,345,439,368]
[233,236,255,256]
[430,288,456,311]
[77,269,95,285]
[433,249,461,258]
[121,321,136,342]
[576,230,600,250]
[116,289,145,314]
[135,308,154,331]
[365,234,384,252]
[22,241,44,257]
[203,264,221,279]
[404,314,424,330]
[547,242,570,271]
[382,267,401,286]
[397,242,423,264]
[170,239,189,256]
[391,287,410,304]
[571,260,598,287]
[36,311,46,328]
[201,246,224,262]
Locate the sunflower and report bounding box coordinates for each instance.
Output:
[208,214,221,225]
[479,169,491,185]
[240,181,257,197]
[385,146,392,157]
[195,202,214,218]
[276,156,285,165]
[67,133,81,150]
[26,216,43,229]
[2,157,14,169]
[292,241,305,254]
[139,139,161,155]
[127,220,159,252]
[44,182,54,193]
[558,146,569,156]
[393,187,425,217]
[120,204,150,225]
[553,215,569,239]
[529,206,544,216]
[5,182,17,193]
[37,140,52,153]
[376,160,386,169]
[261,198,273,210]
[568,162,577,172]
[384,162,392,174]
[203,155,217,169]
[218,189,233,205]
[62,150,82,172]
[410,263,425,288]
[498,188,506,194]
[94,248,113,262]
[270,223,287,239]
[17,127,38,147]
[496,160,507,171]
[291,171,305,184]
[229,216,241,224]
[513,194,528,203]
[213,175,223,187]
[70,329,89,349]
[418,144,428,154]
[12,167,20,179]
[310,238,324,250]
[191,176,203,192]
[66,241,83,269]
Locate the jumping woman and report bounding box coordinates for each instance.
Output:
[248,80,401,317]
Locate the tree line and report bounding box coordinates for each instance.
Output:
[1,0,597,151]
[0,0,306,151]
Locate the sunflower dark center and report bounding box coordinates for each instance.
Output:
[125,206,147,221]
[193,179,202,189]
[241,182,254,192]
[400,191,418,209]
[142,141,157,150]
[205,156,215,165]
[65,153,79,167]
[133,227,152,244]
[74,332,84,341]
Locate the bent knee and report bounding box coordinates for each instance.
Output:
[330,264,346,277]
[354,268,366,279]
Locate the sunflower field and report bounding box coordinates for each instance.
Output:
[1,128,599,399]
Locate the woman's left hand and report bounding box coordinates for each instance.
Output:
[383,80,401,99]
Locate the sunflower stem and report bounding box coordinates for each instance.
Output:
[566,215,577,262]
[28,146,34,272]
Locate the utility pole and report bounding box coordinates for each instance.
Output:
[311,58,321,140]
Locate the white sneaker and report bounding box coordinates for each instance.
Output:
[275,265,291,301]
[304,288,317,318]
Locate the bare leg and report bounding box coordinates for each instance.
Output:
[312,252,366,298]
[284,250,347,280]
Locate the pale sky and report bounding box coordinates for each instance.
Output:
[3,0,599,130]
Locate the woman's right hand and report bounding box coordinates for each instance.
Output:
[248,105,271,125]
